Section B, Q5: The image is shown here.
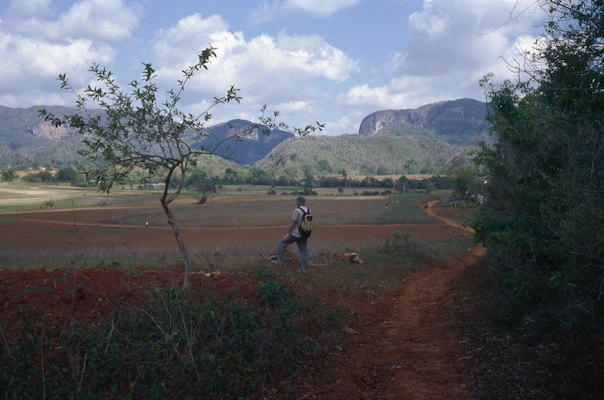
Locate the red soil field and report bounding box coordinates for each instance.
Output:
[0,198,481,399]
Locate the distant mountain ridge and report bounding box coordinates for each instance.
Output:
[358,98,489,146]
[0,99,489,171]
[192,119,294,165]
[0,105,88,167]
[0,105,78,149]
[0,106,293,168]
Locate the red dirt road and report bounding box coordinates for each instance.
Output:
[309,200,485,399]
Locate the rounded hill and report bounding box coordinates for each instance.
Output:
[259,134,465,175]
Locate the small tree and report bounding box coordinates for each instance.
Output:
[1,169,16,182]
[247,166,269,185]
[56,166,80,183]
[317,159,331,172]
[338,168,348,188]
[301,164,315,188]
[223,167,239,184]
[453,166,481,200]
[376,164,389,176]
[41,46,323,288]
[395,175,409,192]
[37,170,55,183]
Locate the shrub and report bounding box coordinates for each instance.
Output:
[0,283,340,398]
[257,281,292,308]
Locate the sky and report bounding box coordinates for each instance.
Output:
[0,0,545,136]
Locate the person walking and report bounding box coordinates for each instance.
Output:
[276,196,310,273]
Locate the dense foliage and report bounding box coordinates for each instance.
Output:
[473,0,603,325]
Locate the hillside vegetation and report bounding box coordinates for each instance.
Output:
[259,134,467,175]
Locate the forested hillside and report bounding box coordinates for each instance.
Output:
[259,134,468,175]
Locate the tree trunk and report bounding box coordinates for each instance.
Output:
[160,197,191,288]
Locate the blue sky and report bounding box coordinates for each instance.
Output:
[0,0,544,135]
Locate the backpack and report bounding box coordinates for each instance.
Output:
[298,206,313,238]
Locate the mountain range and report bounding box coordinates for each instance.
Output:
[358,98,489,146]
[192,119,294,165]
[0,98,490,173]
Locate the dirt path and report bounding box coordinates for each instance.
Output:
[310,200,485,399]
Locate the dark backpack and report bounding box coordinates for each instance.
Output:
[298,206,313,238]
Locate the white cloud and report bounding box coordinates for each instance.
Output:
[275,31,357,81]
[3,0,140,42]
[279,0,360,16]
[343,0,545,117]
[151,14,357,110]
[408,1,449,40]
[250,0,360,24]
[6,0,53,16]
[341,84,405,109]
[57,0,141,41]
[396,0,543,77]
[0,0,547,136]
[273,100,312,113]
[323,113,362,135]
[0,32,113,106]
[152,14,233,67]
[0,0,137,107]
[341,63,505,120]
[341,74,448,111]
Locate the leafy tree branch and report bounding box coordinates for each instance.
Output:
[40,46,324,287]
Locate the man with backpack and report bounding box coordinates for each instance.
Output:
[276,196,312,274]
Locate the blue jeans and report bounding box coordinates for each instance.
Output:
[277,234,308,273]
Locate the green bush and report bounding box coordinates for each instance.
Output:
[257,281,292,308]
[0,283,340,399]
[472,0,604,329]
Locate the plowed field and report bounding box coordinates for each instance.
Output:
[1,189,480,398]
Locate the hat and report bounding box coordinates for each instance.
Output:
[296,196,306,205]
